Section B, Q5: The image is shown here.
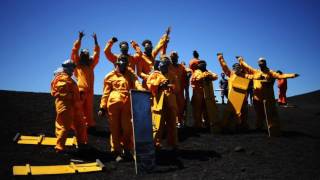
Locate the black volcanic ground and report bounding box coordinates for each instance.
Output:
[0,90,320,180]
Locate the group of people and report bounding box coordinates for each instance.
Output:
[50,28,299,162]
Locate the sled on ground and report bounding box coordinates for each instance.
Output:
[13,159,104,175]
[13,133,77,147]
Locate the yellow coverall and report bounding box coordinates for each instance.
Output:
[147,70,178,148]
[100,69,143,153]
[132,34,168,88]
[168,63,188,125]
[191,69,218,128]
[104,40,139,72]
[239,59,296,135]
[51,72,87,152]
[218,56,255,129]
[71,40,100,127]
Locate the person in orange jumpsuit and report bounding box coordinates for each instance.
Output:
[98,55,143,162]
[104,37,141,72]
[160,37,187,127]
[238,57,299,136]
[71,31,100,132]
[189,50,200,72]
[168,51,188,127]
[276,70,288,105]
[147,59,178,150]
[51,60,88,153]
[131,33,169,88]
[191,60,218,129]
[217,54,257,132]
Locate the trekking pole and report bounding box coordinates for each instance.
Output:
[263,100,271,137]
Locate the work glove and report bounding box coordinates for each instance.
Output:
[111,37,118,43]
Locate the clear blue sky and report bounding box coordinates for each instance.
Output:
[1,0,319,98]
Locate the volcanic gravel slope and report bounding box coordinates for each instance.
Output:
[0,90,319,180]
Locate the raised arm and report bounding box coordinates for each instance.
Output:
[217,53,231,77]
[104,37,118,64]
[71,31,84,64]
[160,27,171,57]
[91,33,100,68]
[152,33,169,58]
[238,57,257,74]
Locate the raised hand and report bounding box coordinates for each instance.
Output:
[79,31,85,40]
[111,37,118,43]
[92,33,98,45]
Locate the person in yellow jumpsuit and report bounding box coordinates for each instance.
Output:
[217,54,257,132]
[71,31,100,133]
[98,55,144,162]
[131,33,169,88]
[168,51,188,127]
[191,60,218,129]
[104,37,141,72]
[238,57,299,136]
[51,60,88,153]
[147,59,178,150]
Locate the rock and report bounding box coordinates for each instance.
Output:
[234,146,245,152]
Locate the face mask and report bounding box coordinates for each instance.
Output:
[120,44,129,55]
[198,63,207,72]
[63,67,74,76]
[144,46,153,55]
[171,56,178,65]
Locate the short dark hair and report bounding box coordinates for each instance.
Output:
[142,39,152,47]
[119,41,129,48]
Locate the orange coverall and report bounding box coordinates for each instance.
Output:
[239,59,296,135]
[218,56,255,129]
[168,63,188,125]
[147,70,178,148]
[51,72,87,152]
[191,69,218,128]
[277,79,287,105]
[133,34,168,88]
[100,69,143,153]
[104,40,140,72]
[71,40,100,127]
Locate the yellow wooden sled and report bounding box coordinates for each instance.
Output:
[228,75,250,116]
[13,159,104,176]
[13,133,77,147]
[203,80,220,132]
[151,91,165,137]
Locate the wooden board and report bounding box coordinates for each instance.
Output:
[130,90,155,175]
[228,75,250,116]
[13,133,77,146]
[13,159,104,175]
